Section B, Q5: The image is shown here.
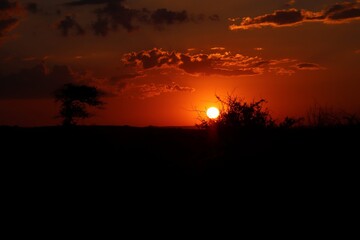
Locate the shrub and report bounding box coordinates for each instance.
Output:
[197,94,275,130]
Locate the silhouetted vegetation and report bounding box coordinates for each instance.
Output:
[196,93,360,131]
[306,103,360,127]
[2,93,359,191]
[54,83,105,126]
[196,94,301,130]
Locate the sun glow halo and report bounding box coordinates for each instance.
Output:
[206,107,220,119]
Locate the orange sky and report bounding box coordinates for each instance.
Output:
[0,0,360,126]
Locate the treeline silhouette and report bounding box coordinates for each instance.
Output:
[197,94,360,130]
[52,83,360,129]
[194,93,359,174]
[1,84,359,190]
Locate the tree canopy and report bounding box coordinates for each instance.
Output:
[54,83,104,126]
[197,94,276,130]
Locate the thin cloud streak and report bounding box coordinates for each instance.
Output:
[296,63,324,70]
[133,83,195,99]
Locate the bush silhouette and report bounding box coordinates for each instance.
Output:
[197,94,275,130]
[54,83,105,126]
[306,103,360,127]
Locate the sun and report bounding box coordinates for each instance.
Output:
[206,107,220,119]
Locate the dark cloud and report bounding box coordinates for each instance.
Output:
[208,14,220,21]
[0,0,17,9]
[325,2,354,16]
[0,64,75,99]
[25,2,37,14]
[64,1,130,36]
[69,69,192,99]
[63,0,124,6]
[93,1,140,33]
[230,8,305,30]
[64,0,219,35]
[230,2,360,30]
[329,6,360,20]
[56,16,85,36]
[296,63,323,70]
[150,8,188,25]
[91,17,109,36]
[0,61,193,99]
[0,0,21,41]
[0,17,18,36]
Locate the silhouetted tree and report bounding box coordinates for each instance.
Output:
[197,94,275,130]
[54,83,104,126]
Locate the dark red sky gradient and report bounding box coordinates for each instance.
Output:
[1,0,360,126]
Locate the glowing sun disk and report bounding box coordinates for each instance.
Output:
[207,107,220,119]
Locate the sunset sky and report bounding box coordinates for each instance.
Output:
[1,0,359,126]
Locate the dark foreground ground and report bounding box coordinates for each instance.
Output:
[2,125,358,183]
[1,125,358,233]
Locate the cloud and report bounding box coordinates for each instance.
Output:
[230,2,360,30]
[0,0,22,42]
[208,14,220,21]
[295,63,324,70]
[0,64,76,99]
[76,69,194,99]
[63,0,124,6]
[122,48,263,76]
[149,8,188,25]
[140,83,195,98]
[142,9,219,31]
[91,17,109,36]
[90,1,139,34]
[124,82,195,99]
[25,2,38,14]
[0,60,192,99]
[0,17,18,36]
[87,71,194,98]
[211,47,225,50]
[285,0,296,7]
[122,48,322,77]
[269,67,295,76]
[0,63,134,99]
[0,0,17,9]
[64,0,219,35]
[56,16,85,36]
